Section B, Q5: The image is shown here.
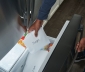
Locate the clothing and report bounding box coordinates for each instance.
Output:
[37,0,56,20]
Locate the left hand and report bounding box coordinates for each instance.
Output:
[76,38,85,52]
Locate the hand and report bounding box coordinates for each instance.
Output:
[17,15,27,32]
[76,38,85,52]
[28,19,43,37]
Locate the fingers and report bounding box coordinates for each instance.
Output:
[78,43,82,52]
[28,19,42,36]
[28,26,39,37]
[35,28,39,37]
[35,31,38,37]
[76,42,85,52]
[76,42,79,50]
[28,26,34,33]
[82,47,85,51]
[28,25,39,37]
[78,47,82,52]
[76,42,81,52]
[23,26,27,32]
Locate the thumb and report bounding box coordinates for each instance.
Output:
[76,42,80,52]
[35,28,39,37]
[78,43,82,52]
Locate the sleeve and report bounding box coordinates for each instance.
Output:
[37,0,56,20]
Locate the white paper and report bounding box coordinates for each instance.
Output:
[23,27,50,53]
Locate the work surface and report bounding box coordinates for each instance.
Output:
[44,0,85,71]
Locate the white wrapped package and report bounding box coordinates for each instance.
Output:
[0,44,25,72]
[23,27,50,53]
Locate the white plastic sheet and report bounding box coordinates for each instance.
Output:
[23,27,50,53]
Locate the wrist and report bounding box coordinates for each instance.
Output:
[36,19,43,25]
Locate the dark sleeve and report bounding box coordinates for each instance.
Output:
[37,0,56,20]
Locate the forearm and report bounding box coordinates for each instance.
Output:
[37,0,56,20]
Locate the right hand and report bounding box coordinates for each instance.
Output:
[28,19,43,37]
[76,38,85,52]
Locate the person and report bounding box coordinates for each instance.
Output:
[72,38,85,72]
[28,0,56,37]
[28,0,85,72]
[28,0,85,53]
[28,0,85,69]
